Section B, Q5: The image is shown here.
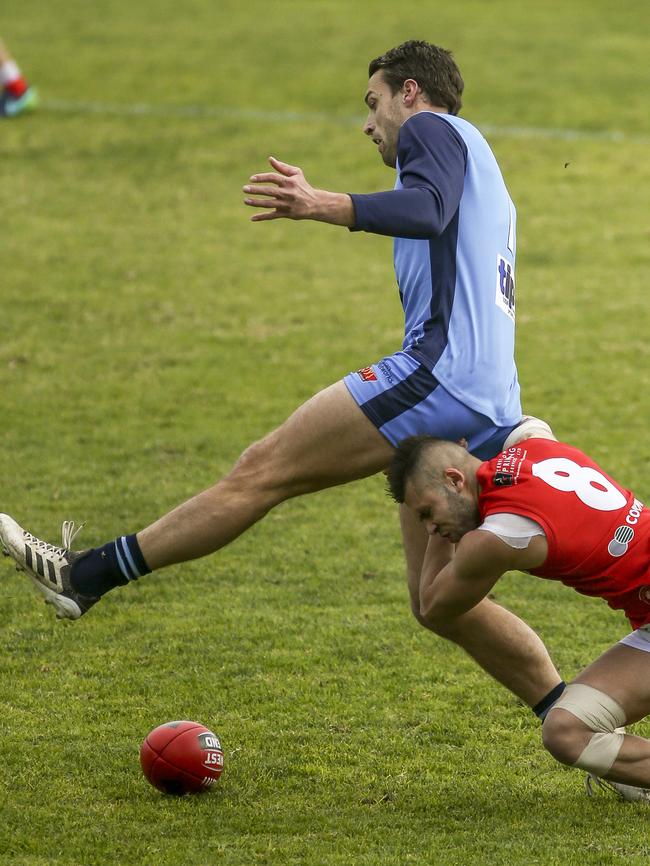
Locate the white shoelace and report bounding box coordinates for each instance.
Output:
[24,521,85,557]
[61,520,85,551]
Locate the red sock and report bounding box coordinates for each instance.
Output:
[5,77,28,98]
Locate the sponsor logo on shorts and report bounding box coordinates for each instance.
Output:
[495,255,515,321]
[377,360,396,385]
[608,525,635,557]
[357,366,378,382]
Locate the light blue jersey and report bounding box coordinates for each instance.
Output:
[396,113,519,424]
[346,110,522,454]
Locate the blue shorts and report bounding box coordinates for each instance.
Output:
[344,351,520,460]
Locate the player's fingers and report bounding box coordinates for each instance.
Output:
[243,185,283,198]
[268,156,301,176]
[250,210,284,222]
[243,197,283,209]
[247,172,286,185]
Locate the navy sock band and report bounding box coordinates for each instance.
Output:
[533,681,567,720]
[114,534,150,582]
[70,534,151,598]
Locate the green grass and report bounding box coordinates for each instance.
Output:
[2,1,650,864]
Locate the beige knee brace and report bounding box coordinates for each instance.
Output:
[549,683,626,775]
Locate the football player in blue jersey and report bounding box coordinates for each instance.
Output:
[1,41,565,725]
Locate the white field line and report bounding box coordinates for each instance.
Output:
[41,98,649,144]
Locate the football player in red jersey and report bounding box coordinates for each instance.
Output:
[387,433,650,801]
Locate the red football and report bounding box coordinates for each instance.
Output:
[140,720,224,795]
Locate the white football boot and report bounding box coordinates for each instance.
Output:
[585,773,650,803]
[0,514,99,619]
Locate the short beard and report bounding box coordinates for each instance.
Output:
[445,488,480,538]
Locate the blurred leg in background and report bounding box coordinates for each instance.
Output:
[0,36,37,117]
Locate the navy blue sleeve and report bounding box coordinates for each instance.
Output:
[349,113,467,239]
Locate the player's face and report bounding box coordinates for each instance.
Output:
[362,71,408,168]
[404,475,481,544]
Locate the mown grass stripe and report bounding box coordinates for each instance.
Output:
[40,98,650,144]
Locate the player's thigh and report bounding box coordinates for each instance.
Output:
[572,642,650,724]
[400,504,429,611]
[261,379,395,493]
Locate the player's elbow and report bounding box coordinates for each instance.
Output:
[410,600,447,635]
[418,584,471,637]
[418,596,456,635]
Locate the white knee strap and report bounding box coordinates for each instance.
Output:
[503,416,555,450]
[550,683,626,775]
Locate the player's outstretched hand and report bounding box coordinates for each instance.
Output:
[243,157,355,227]
[243,156,319,222]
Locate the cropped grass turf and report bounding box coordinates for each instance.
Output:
[1,1,650,864]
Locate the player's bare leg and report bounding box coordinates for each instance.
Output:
[400,505,563,710]
[138,381,394,568]
[543,643,650,794]
[0,381,396,617]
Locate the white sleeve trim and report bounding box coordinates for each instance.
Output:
[478,513,545,549]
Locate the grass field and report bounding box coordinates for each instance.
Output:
[2,1,650,864]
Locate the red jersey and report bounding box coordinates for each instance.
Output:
[477,438,650,628]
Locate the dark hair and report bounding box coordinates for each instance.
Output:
[368,40,464,115]
[386,435,440,504]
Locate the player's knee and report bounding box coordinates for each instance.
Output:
[542,685,626,774]
[230,441,262,480]
[541,710,587,766]
[226,436,287,501]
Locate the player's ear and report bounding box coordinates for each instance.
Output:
[445,467,465,491]
[402,78,420,106]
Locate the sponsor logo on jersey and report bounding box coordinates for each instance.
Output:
[607,525,635,558]
[495,255,515,321]
[357,366,378,382]
[493,446,526,486]
[625,498,644,525]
